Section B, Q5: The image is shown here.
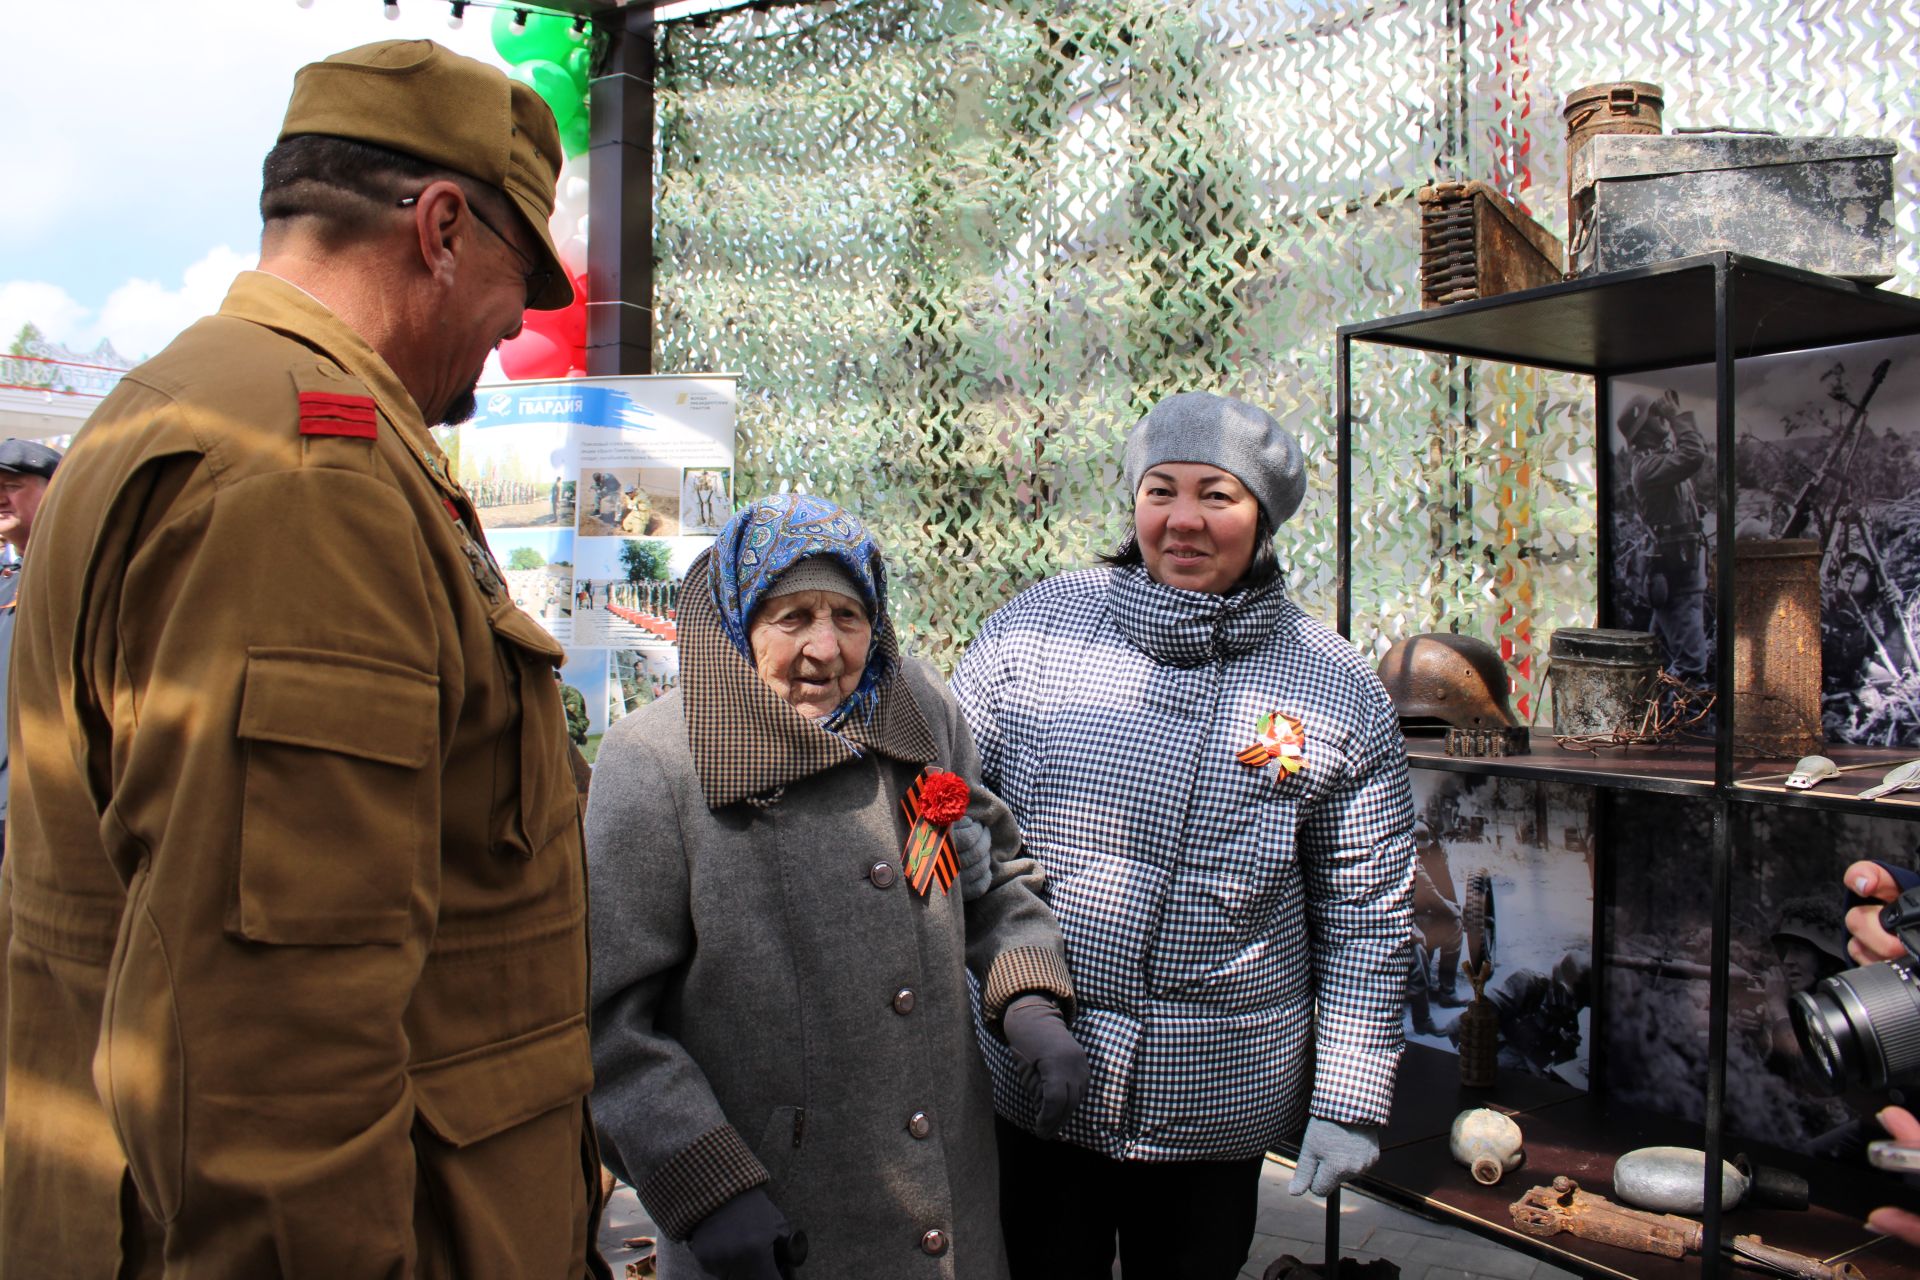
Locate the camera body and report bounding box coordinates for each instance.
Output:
[1790,884,1920,1092]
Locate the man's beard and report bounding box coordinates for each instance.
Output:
[439,380,481,427]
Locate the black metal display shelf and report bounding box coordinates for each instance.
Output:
[1336,252,1920,377]
[1405,736,1920,820]
[1336,255,1920,1279]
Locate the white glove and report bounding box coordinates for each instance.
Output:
[950,816,994,901]
[1287,1117,1382,1197]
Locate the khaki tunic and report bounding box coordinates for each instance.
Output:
[0,271,605,1279]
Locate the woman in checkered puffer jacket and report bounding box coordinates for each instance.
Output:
[952,393,1416,1280]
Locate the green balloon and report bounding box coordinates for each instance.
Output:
[567,47,593,84]
[561,112,590,161]
[510,58,583,127]
[491,6,579,66]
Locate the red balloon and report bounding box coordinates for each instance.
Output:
[498,325,570,380]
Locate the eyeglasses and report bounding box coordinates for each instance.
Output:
[398,192,552,310]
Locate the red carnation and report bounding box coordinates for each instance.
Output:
[919,770,970,825]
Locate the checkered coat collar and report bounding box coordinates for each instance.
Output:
[681,551,938,809]
[1106,563,1289,669]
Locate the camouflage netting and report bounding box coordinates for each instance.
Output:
[652,0,1920,690]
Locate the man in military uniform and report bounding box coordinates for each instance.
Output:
[1619,390,1709,682]
[0,439,61,865]
[0,42,607,1279]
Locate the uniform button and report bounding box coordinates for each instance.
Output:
[908,1111,932,1139]
[869,861,897,889]
[893,988,916,1015]
[920,1228,948,1256]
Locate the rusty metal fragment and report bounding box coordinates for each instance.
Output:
[1510,1176,1703,1258]
[1731,1235,1866,1280]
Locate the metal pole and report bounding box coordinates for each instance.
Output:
[586,5,656,376]
[1337,332,1353,640]
[1700,255,1739,1280]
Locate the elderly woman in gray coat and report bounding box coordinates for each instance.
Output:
[587,494,1087,1280]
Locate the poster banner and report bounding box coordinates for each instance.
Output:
[1608,334,1920,745]
[451,375,736,760]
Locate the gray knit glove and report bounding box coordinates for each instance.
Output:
[1287,1118,1381,1197]
[950,816,993,901]
[1001,994,1089,1138]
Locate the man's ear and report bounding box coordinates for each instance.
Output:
[408,179,468,287]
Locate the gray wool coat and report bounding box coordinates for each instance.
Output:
[587,658,1074,1280]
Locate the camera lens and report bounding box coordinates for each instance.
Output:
[1790,960,1920,1091]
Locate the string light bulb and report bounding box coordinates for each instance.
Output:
[384,0,400,17]
[573,15,587,35]
[510,7,529,31]
[447,0,466,26]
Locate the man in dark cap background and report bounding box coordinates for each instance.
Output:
[0,438,61,865]
[0,41,606,1279]
[1619,388,1709,682]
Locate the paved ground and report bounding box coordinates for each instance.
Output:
[598,1154,1578,1280]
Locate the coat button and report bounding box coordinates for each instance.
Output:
[908,1111,932,1139]
[920,1228,948,1256]
[893,988,916,1015]
[869,861,896,889]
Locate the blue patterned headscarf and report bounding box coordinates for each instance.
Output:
[709,494,893,723]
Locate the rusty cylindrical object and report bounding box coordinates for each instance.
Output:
[1458,960,1499,1088]
[1549,629,1660,737]
[1563,80,1664,174]
[1563,81,1663,258]
[1733,538,1822,758]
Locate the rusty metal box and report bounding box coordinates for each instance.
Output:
[1569,133,1897,282]
[1417,180,1565,308]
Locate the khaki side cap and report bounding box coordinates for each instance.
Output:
[280,39,574,310]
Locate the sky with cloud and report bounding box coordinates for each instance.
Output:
[1,1,516,363]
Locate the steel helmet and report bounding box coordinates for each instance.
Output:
[1376,633,1520,731]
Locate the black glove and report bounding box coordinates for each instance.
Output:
[686,1187,800,1280]
[1001,993,1089,1138]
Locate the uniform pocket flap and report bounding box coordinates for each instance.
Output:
[412,1015,593,1148]
[239,648,438,769]
[487,599,566,665]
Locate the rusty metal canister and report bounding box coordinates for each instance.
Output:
[1563,81,1663,260]
[1563,80,1664,176]
[1549,628,1660,737]
[1733,538,1822,758]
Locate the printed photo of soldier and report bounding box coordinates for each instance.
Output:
[577,466,681,538]
[1615,387,1710,684]
[1402,772,1595,1087]
[1602,792,1914,1159]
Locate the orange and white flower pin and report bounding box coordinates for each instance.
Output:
[1236,711,1307,776]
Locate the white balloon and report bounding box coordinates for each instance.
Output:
[559,231,590,279]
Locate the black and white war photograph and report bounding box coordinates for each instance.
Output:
[1604,793,1918,1162]
[453,420,576,531]
[577,466,683,538]
[1404,773,1596,1088]
[1611,333,1920,744]
[681,466,732,535]
[489,529,574,642]
[570,537,702,647]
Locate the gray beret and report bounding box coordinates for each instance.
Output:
[1122,391,1306,526]
[762,555,867,611]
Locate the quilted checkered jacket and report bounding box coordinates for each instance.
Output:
[951,565,1415,1162]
